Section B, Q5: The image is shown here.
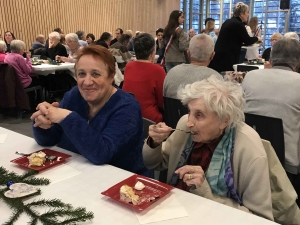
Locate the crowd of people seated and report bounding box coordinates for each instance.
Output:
[1,3,300,223]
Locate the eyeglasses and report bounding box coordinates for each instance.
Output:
[271,39,278,41]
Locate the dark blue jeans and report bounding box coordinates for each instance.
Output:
[165,62,184,73]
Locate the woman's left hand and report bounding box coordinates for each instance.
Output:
[175,165,205,188]
[46,107,72,124]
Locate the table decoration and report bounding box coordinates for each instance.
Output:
[0,166,94,225]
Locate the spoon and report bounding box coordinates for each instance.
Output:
[172,128,194,134]
[152,126,194,134]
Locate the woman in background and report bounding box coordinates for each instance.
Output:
[0,40,7,62]
[4,31,15,53]
[163,10,189,72]
[156,28,164,64]
[209,2,261,72]
[246,17,261,37]
[262,32,283,68]
[86,33,95,45]
[123,33,165,123]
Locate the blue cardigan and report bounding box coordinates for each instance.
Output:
[33,87,151,176]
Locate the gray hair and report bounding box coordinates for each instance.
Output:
[49,32,60,40]
[10,40,25,53]
[0,40,7,52]
[189,34,214,62]
[178,75,245,130]
[270,38,300,69]
[233,2,249,17]
[76,30,85,40]
[66,33,79,42]
[284,32,299,41]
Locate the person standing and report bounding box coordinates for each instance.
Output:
[163,10,189,72]
[209,2,261,72]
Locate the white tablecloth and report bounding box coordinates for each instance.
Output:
[32,62,75,76]
[0,127,279,225]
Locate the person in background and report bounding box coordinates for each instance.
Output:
[122,33,165,123]
[4,40,36,88]
[110,28,123,46]
[246,17,261,37]
[201,18,215,36]
[31,34,45,52]
[42,32,68,60]
[209,2,261,72]
[109,34,132,72]
[56,33,81,63]
[143,76,273,221]
[156,28,164,63]
[31,45,151,177]
[125,30,134,52]
[86,33,95,45]
[0,40,7,62]
[163,10,189,72]
[164,34,222,100]
[96,32,113,48]
[213,29,219,44]
[45,28,64,49]
[76,30,88,47]
[189,29,196,38]
[59,34,70,53]
[262,32,282,68]
[243,38,300,209]
[284,32,299,40]
[4,31,15,53]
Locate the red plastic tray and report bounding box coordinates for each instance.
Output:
[10,149,71,172]
[101,174,174,211]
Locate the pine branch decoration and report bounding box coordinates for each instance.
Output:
[0,166,94,225]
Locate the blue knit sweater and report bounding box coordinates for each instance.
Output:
[33,87,151,176]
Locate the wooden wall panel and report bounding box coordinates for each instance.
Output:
[0,0,180,49]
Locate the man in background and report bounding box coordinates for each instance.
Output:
[110,28,123,46]
[76,30,88,47]
[164,34,221,99]
[189,29,196,38]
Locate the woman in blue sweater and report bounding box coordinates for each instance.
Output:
[30,45,151,177]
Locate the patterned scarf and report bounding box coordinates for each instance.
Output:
[170,128,242,205]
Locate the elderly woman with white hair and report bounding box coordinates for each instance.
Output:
[56,33,81,63]
[284,32,299,41]
[42,31,68,60]
[143,76,273,221]
[0,40,7,62]
[4,40,40,88]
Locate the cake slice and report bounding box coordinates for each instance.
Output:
[27,151,46,166]
[120,185,140,205]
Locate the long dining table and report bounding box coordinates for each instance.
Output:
[0,127,279,225]
[32,62,75,76]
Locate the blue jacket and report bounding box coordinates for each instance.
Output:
[33,87,151,176]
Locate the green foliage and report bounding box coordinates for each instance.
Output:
[0,167,94,225]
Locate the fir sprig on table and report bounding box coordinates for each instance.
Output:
[0,166,94,225]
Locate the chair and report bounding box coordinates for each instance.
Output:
[237,65,259,72]
[244,113,285,167]
[238,48,247,63]
[142,117,156,139]
[0,64,30,117]
[163,97,188,129]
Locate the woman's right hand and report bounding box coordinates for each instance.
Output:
[30,102,59,129]
[148,122,172,144]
